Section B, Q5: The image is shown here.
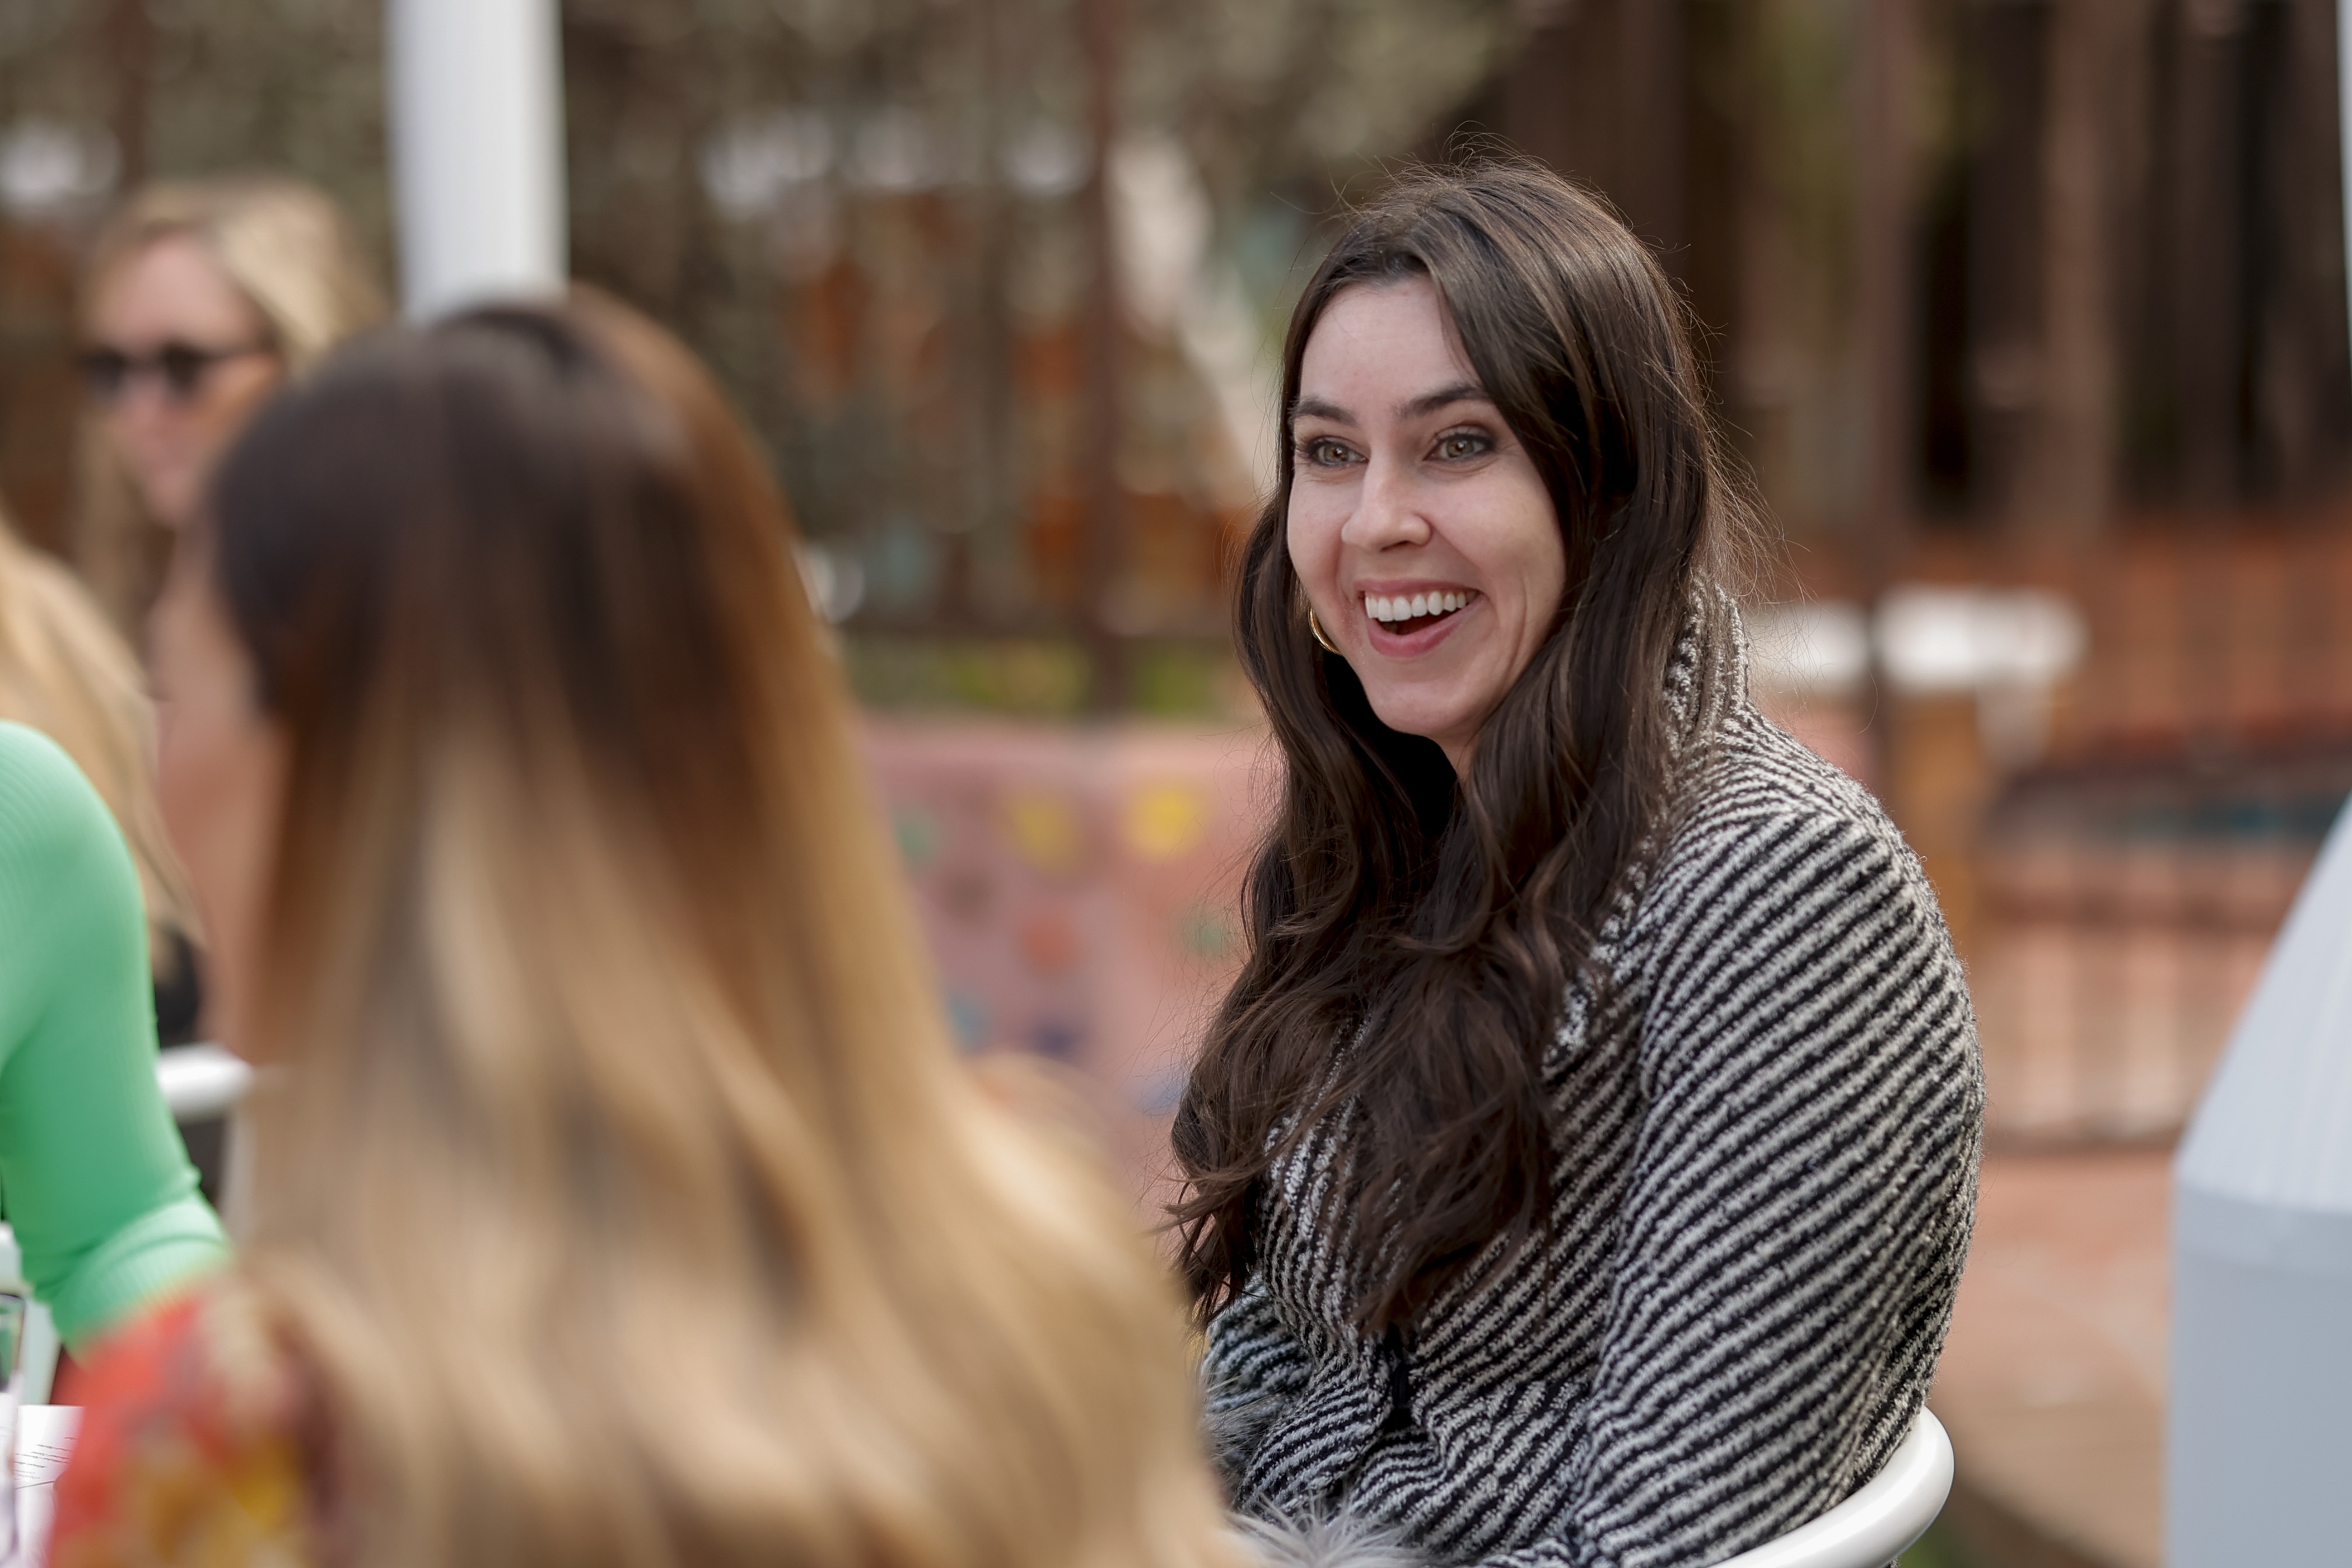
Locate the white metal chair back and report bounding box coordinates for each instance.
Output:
[1711,1408,1954,1568]
[155,1044,254,1123]
[0,1051,253,1412]
[0,1226,55,1407]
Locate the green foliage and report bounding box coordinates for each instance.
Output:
[550,0,1521,643]
[1897,1520,1977,1568]
[846,636,1093,717]
[844,634,1245,720]
[1128,640,1240,719]
[0,0,392,260]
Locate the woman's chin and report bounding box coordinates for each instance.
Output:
[139,484,198,530]
[1363,695,1480,757]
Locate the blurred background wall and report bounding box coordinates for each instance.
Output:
[3,0,2334,1148]
[1,4,2345,1561]
[1478,0,2352,1157]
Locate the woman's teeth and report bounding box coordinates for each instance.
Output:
[1365,591,1473,625]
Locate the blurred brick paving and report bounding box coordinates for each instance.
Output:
[1968,879,2278,1142]
[1931,1148,2171,1568]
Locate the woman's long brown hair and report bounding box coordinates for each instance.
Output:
[206,295,1240,1568]
[1172,161,1752,1333]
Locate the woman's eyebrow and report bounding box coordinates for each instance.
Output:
[1292,384,1492,428]
[1397,382,1490,421]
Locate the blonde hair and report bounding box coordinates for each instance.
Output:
[0,507,193,941]
[204,293,1241,1568]
[86,175,385,374]
[79,175,387,626]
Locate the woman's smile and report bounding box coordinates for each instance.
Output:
[1359,582,1481,650]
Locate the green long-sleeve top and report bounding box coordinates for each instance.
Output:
[0,721,228,1350]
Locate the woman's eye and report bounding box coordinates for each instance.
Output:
[1434,431,1492,461]
[1300,437,1356,468]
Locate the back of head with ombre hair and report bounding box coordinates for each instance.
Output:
[202,293,1239,1568]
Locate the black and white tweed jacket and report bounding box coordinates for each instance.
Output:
[1206,600,1984,1568]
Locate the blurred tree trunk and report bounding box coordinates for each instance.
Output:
[2171,0,2250,508]
[2016,0,2146,539]
[1079,0,1126,711]
[106,0,152,188]
[1495,0,1684,259]
[1858,0,1919,559]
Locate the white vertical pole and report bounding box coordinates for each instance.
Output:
[386,0,567,321]
[2167,792,2352,1563]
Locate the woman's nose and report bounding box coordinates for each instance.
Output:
[1342,454,1432,551]
[106,378,181,430]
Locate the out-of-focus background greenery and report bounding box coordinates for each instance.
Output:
[5,3,2346,1562]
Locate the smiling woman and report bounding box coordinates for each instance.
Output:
[1174,161,1983,1567]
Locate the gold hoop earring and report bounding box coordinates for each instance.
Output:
[1306,605,1342,655]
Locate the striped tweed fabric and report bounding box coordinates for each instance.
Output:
[1205,596,1984,1568]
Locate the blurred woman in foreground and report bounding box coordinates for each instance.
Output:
[0,715,223,1351]
[0,508,226,1338]
[56,296,1239,1568]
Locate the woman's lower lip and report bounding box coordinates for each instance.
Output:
[1364,601,1473,656]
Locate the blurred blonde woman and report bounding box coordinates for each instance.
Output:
[0,509,193,966]
[54,295,1243,1568]
[77,174,384,624]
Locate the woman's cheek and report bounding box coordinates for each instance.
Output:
[1286,492,1346,600]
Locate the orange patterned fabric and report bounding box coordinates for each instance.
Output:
[49,1290,317,1568]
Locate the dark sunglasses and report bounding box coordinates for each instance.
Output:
[78,340,273,404]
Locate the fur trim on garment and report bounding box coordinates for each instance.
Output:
[1232,1511,1431,1568]
[1204,1385,1289,1478]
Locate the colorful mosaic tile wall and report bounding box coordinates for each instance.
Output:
[860,718,1272,1173]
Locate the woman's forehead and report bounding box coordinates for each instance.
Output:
[88,232,259,340]
[1298,277,1485,418]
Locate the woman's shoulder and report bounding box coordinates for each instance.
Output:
[1639,699,1944,949]
[1619,699,1977,1099]
[0,721,117,857]
[0,722,141,968]
[52,1286,319,1568]
[1687,699,1895,838]
[0,721,144,934]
